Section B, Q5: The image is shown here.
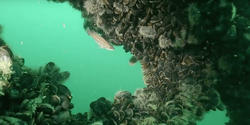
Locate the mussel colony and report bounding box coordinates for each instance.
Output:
[0,0,250,125]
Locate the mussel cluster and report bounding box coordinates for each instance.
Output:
[74,0,250,125]
[78,0,249,124]
[1,0,250,124]
[0,40,89,125]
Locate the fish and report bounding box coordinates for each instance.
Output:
[86,29,114,51]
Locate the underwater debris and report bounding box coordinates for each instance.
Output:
[87,29,115,51]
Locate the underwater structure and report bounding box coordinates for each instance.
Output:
[0,0,250,125]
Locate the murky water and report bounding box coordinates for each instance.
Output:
[0,0,229,124]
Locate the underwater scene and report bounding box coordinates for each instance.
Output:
[0,0,249,125]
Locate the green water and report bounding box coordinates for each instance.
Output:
[0,0,229,124]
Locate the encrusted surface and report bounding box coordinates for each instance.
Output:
[0,0,249,125]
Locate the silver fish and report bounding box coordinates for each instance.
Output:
[87,29,114,51]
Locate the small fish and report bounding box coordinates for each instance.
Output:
[129,56,137,66]
[86,29,114,51]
